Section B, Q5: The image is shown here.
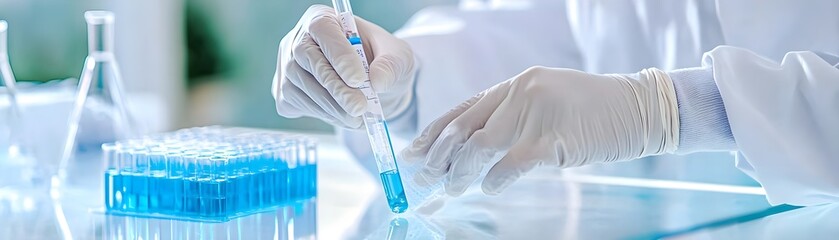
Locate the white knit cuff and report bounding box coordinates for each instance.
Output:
[669,67,736,154]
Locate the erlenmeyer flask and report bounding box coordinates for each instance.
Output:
[58,11,137,181]
[1,20,19,154]
[1,22,22,162]
[0,21,15,92]
[0,20,39,186]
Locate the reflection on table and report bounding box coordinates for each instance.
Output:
[672,203,839,239]
[0,134,832,239]
[346,168,773,239]
[98,199,316,240]
[0,186,316,240]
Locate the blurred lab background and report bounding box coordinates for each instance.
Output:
[0,0,762,190]
[0,0,456,133]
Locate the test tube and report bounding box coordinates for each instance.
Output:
[182,150,200,215]
[258,147,275,206]
[295,139,307,200]
[133,146,151,212]
[210,154,232,216]
[103,143,119,210]
[165,149,185,214]
[304,138,317,199]
[196,153,215,217]
[273,142,290,205]
[286,139,300,201]
[117,147,138,211]
[331,0,409,213]
[229,151,250,213]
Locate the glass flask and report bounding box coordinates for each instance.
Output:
[0,21,16,94]
[57,11,137,181]
[1,20,20,156]
[0,20,39,186]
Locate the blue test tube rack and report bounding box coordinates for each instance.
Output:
[102,126,317,222]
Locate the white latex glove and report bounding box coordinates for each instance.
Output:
[272,5,416,128]
[402,67,680,196]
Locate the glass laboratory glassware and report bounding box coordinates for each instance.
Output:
[0,20,39,186]
[57,11,136,181]
[331,0,409,214]
[102,127,317,222]
[1,20,20,157]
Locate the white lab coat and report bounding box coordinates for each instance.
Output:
[341,0,839,206]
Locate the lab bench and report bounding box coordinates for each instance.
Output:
[0,133,835,239]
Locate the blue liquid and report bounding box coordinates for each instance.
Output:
[134,174,149,212]
[170,176,184,213]
[102,127,319,222]
[380,170,408,213]
[260,170,274,206]
[105,167,318,221]
[273,168,288,204]
[296,165,307,200]
[147,172,166,212]
[247,172,259,209]
[121,172,138,211]
[234,173,249,213]
[183,176,200,215]
[199,177,223,217]
[104,170,118,210]
[154,176,176,213]
[349,36,362,45]
[288,166,300,201]
[306,164,317,198]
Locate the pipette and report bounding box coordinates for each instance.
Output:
[331,0,409,213]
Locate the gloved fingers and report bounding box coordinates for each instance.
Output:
[481,138,557,195]
[420,81,514,181]
[304,7,368,88]
[411,166,445,188]
[401,93,482,164]
[420,125,468,180]
[443,129,497,196]
[275,76,344,127]
[362,19,415,93]
[274,79,303,118]
[271,71,287,110]
[285,60,363,128]
[443,97,522,196]
[368,54,407,93]
[404,102,478,186]
[291,33,368,117]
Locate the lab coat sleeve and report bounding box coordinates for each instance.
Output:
[704,46,839,206]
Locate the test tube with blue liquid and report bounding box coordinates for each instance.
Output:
[331,0,409,213]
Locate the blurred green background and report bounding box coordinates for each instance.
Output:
[0,0,457,133]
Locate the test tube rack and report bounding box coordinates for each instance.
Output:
[102,126,316,222]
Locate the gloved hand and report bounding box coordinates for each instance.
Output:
[272,5,416,128]
[401,67,680,196]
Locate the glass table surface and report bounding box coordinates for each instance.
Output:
[0,134,814,240]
